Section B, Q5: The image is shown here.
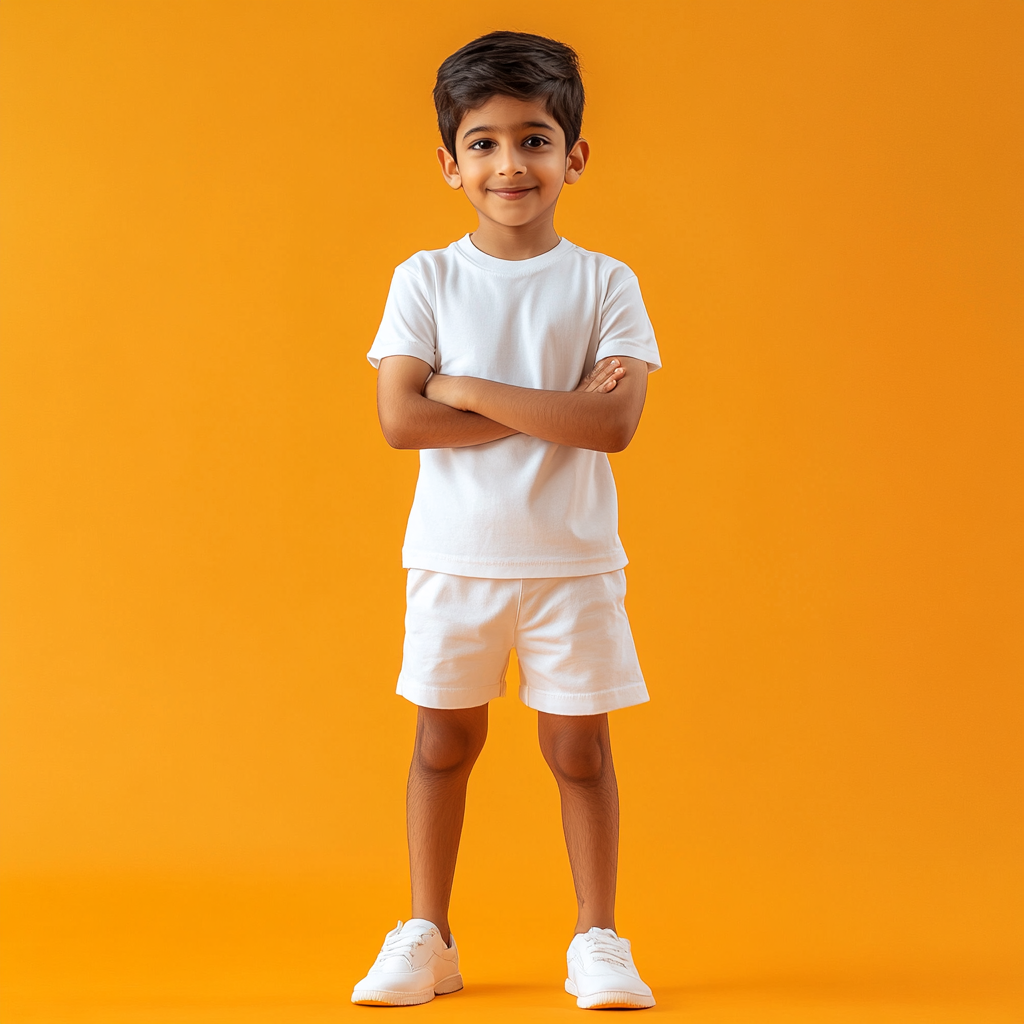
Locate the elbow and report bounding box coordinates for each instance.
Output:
[384,432,419,450]
[602,421,637,454]
[380,418,418,450]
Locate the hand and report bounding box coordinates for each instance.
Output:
[576,357,626,393]
[423,372,467,410]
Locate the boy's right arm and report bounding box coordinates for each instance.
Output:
[377,355,627,450]
[377,355,517,449]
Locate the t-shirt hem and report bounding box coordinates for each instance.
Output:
[366,341,435,370]
[402,548,629,579]
[595,340,663,373]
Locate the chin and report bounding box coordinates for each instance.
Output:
[488,206,542,225]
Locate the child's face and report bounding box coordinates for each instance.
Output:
[437,95,588,232]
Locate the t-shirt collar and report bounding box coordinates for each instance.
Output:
[453,234,575,275]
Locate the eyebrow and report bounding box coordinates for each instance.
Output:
[462,120,556,140]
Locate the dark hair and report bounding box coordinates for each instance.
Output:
[433,31,584,160]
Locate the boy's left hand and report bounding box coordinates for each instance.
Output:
[576,357,626,393]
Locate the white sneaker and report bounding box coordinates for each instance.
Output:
[351,919,463,1006]
[565,927,655,1009]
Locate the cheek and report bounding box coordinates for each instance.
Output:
[537,154,568,180]
[538,165,567,189]
[461,167,490,192]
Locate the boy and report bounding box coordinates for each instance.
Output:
[352,31,660,1011]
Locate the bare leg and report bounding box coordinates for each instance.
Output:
[538,711,618,935]
[407,704,488,946]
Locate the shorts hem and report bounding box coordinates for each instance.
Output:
[519,681,650,716]
[397,677,504,710]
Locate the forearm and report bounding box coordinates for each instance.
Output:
[380,391,517,449]
[455,378,634,453]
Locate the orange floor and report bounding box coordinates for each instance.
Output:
[5,986,1023,1024]
[5,975,1020,1023]
[2,876,1020,1024]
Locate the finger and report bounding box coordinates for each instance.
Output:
[597,367,625,389]
[595,357,619,378]
[581,358,620,391]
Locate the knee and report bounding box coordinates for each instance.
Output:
[544,730,607,786]
[414,711,487,775]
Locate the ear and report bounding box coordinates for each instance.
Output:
[437,146,462,190]
[564,137,590,185]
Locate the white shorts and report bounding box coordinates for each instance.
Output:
[397,569,649,716]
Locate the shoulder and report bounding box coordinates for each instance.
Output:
[386,242,473,306]
[563,243,640,297]
[392,239,463,280]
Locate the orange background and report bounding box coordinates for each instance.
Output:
[1,2,1021,1021]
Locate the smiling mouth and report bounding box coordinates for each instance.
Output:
[489,187,535,200]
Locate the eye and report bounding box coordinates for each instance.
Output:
[523,135,549,149]
[468,138,496,151]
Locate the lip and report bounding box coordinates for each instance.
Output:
[488,187,536,200]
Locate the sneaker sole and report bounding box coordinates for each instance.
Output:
[352,973,463,1006]
[566,979,655,1010]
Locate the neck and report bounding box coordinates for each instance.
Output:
[469,217,561,261]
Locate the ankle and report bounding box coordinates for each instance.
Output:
[411,914,450,946]
[575,916,616,935]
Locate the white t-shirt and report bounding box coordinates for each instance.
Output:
[367,234,661,579]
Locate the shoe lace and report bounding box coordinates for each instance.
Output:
[581,933,631,970]
[376,921,433,965]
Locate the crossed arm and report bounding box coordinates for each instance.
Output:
[376,354,649,453]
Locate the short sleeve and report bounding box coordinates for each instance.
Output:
[594,274,662,372]
[367,264,437,370]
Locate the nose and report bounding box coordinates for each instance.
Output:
[495,143,526,178]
